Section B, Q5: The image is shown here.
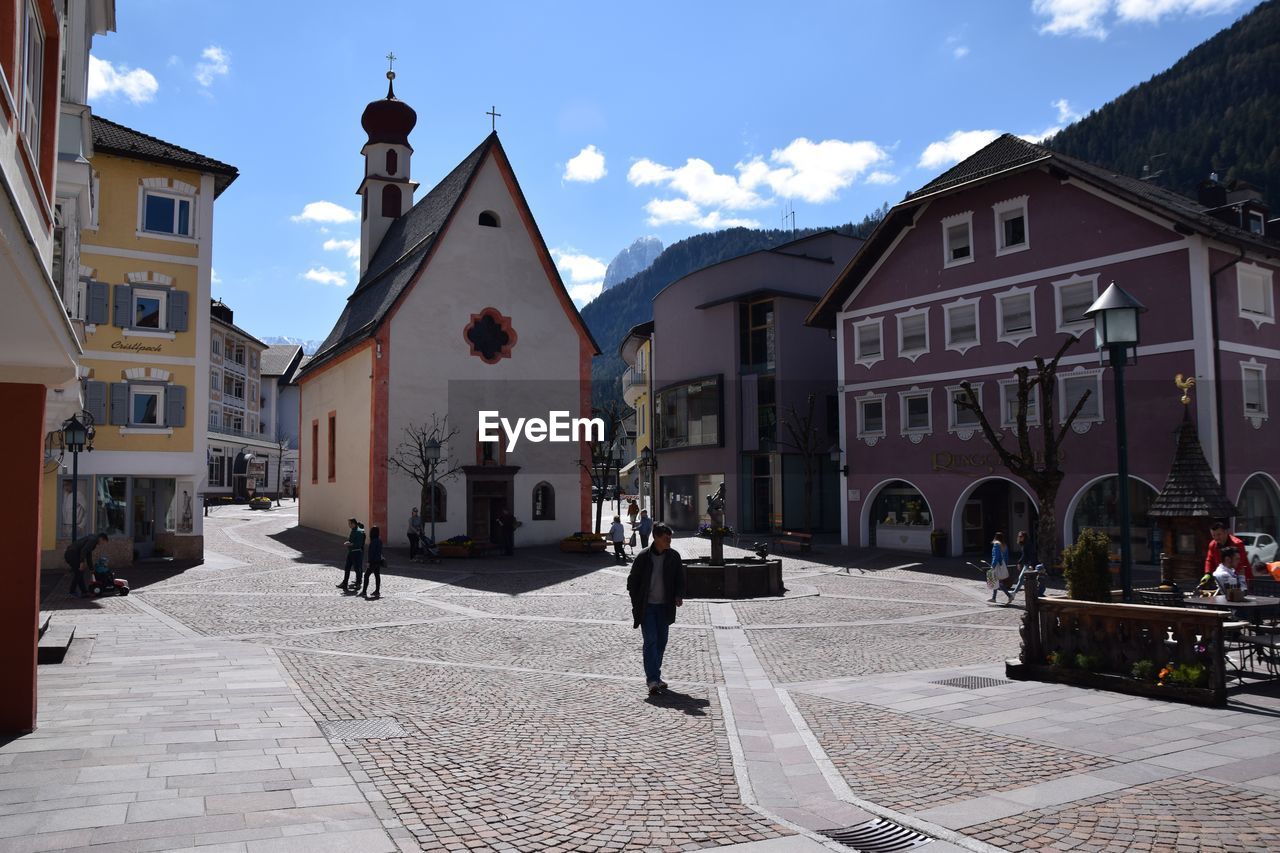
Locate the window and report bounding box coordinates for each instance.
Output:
[1059,369,1103,424]
[757,374,776,448]
[210,368,219,389]
[1247,210,1265,236]
[96,476,127,536]
[381,184,400,218]
[223,374,244,401]
[250,352,259,371]
[896,308,929,361]
[942,211,973,267]
[993,196,1029,255]
[385,149,398,175]
[856,394,886,442]
[944,297,980,354]
[19,0,44,158]
[853,318,883,367]
[1238,265,1275,327]
[478,210,500,227]
[655,377,721,450]
[133,289,165,329]
[947,384,982,433]
[898,388,932,436]
[739,300,775,371]
[223,409,243,433]
[1055,275,1098,332]
[130,385,164,426]
[311,420,319,484]
[1242,360,1268,420]
[327,413,337,481]
[231,344,246,366]
[995,286,1036,346]
[532,482,555,520]
[211,336,222,358]
[424,483,446,522]
[143,192,193,236]
[999,379,1041,428]
[208,449,225,487]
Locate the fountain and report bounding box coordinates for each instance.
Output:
[684,484,785,599]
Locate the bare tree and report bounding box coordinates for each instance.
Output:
[577,402,626,534]
[956,334,1092,569]
[778,393,824,534]
[387,414,463,527]
[272,427,294,506]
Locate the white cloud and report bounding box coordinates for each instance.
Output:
[551,248,607,307]
[211,268,222,285]
[1116,0,1246,22]
[953,45,971,58]
[292,201,357,224]
[865,171,900,186]
[87,55,158,105]
[323,238,360,259]
[567,282,604,307]
[744,138,889,203]
[563,144,607,183]
[1053,98,1082,124]
[642,199,759,229]
[1033,0,1246,38]
[302,267,348,287]
[917,130,1001,169]
[629,157,766,210]
[194,45,229,87]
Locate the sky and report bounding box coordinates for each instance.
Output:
[86,0,1263,346]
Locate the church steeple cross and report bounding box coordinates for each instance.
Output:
[487,105,501,132]
[386,52,397,73]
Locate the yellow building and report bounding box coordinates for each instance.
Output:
[40,116,237,566]
[619,321,654,506]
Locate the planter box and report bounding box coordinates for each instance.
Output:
[559,540,608,553]
[438,544,474,558]
[1007,659,1223,707]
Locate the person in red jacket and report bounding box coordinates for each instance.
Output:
[1206,520,1250,589]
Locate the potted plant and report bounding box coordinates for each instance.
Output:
[438,535,475,558]
[559,532,608,553]
[930,528,947,557]
[1062,527,1113,602]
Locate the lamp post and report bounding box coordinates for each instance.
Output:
[612,441,624,515]
[1084,282,1146,603]
[61,414,93,541]
[640,446,653,514]
[424,437,440,544]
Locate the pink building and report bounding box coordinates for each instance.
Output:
[809,135,1280,559]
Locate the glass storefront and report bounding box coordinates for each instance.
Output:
[1071,476,1158,564]
[96,476,127,536]
[1238,475,1280,538]
[661,472,724,532]
[869,480,933,552]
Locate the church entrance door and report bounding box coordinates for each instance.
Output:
[463,467,518,545]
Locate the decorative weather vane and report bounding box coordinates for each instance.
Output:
[1175,373,1196,405]
[487,105,501,132]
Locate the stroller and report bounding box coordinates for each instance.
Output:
[415,537,442,565]
[89,556,130,597]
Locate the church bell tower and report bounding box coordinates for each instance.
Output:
[358,61,419,278]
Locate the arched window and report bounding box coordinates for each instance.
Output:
[381,185,401,218]
[478,210,500,228]
[532,482,555,520]
[385,149,398,176]
[424,484,446,523]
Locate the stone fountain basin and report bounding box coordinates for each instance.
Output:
[684,558,784,599]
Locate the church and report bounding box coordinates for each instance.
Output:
[297,71,598,547]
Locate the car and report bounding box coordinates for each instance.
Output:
[1237,532,1278,565]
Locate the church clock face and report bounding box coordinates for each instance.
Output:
[463,307,517,364]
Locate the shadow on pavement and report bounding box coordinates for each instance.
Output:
[644,689,709,716]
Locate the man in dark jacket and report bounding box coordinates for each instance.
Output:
[340,518,365,592]
[626,523,684,694]
[64,533,107,598]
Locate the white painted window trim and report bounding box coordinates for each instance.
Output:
[1057,366,1105,431]
[122,328,177,341]
[997,378,1041,428]
[1241,358,1268,427]
[128,383,166,428]
[895,306,930,362]
[137,179,198,240]
[855,392,887,446]
[1237,264,1275,329]
[941,210,974,269]
[119,426,174,436]
[946,382,983,439]
[943,295,981,355]
[1053,274,1099,334]
[995,284,1037,347]
[898,385,933,443]
[852,316,884,369]
[993,195,1030,257]
[130,286,169,333]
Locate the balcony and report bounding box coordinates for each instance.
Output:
[622,367,647,408]
[209,423,269,442]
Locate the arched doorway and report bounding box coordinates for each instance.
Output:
[1237,473,1280,538]
[950,477,1039,556]
[1068,475,1159,564]
[864,479,933,553]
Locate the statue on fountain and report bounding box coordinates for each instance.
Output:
[706,483,727,566]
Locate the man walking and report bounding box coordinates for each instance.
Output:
[64,532,107,598]
[637,509,653,549]
[626,523,684,695]
[340,518,365,592]
[407,507,423,560]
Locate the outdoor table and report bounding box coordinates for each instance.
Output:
[1183,594,1280,681]
[1182,593,1280,620]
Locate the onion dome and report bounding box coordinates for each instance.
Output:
[361,71,417,146]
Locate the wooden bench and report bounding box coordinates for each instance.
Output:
[775,531,813,554]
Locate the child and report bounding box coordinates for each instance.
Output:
[362,526,383,599]
[92,555,114,594]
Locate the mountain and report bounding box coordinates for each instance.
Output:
[261,335,323,354]
[603,237,664,290]
[584,206,887,412]
[1047,0,1280,203]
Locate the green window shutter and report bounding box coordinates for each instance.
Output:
[86,281,109,325]
[112,284,132,327]
[109,383,128,425]
[84,381,107,425]
[165,385,187,428]
[167,290,189,332]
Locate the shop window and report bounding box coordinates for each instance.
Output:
[95,476,127,536]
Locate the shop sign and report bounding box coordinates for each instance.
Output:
[932,449,1064,476]
[110,340,164,354]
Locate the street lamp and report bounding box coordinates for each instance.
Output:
[828,444,849,477]
[639,446,653,513]
[612,441,625,514]
[61,414,93,541]
[424,437,441,544]
[1084,281,1146,602]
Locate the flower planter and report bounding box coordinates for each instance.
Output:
[559,539,608,553]
[1006,660,1222,707]
[437,544,474,559]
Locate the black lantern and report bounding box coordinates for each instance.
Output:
[62,415,88,452]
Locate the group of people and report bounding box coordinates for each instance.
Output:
[607,501,653,562]
[339,518,383,598]
[63,532,110,598]
[987,530,1039,605]
[1199,519,1275,595]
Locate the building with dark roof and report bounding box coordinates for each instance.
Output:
[297,74,598,546]
[808,134,1280,557]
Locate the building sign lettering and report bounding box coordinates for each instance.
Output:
[932,449,1064,476]
[111,340,164,354]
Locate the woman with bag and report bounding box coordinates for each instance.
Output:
[988,531,1013,604]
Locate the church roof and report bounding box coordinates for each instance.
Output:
[1148,409,1239,519]
[301,133,599,377]
[91,115,239,197]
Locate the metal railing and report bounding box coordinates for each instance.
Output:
[622,367,647,392]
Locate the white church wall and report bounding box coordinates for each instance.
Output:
[298,344,373,537]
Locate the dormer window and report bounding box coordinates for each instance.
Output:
[1247,210,1265,235]
[479,210,500,228]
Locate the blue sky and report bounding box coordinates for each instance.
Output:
[86,0,1261,346]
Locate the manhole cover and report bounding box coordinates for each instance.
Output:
[929,675,1010,690]
[318,718,407,740]
[820,817,932,851]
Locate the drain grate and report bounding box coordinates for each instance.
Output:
[318,717,407,740]
[820,818,932,852]
[929,675,1010,690]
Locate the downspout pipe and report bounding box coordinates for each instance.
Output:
[1208,242,1247,492]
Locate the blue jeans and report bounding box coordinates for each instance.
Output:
[640,603,670,684]
[1009,565,1044,597]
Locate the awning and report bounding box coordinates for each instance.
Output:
[619,460,638,476]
